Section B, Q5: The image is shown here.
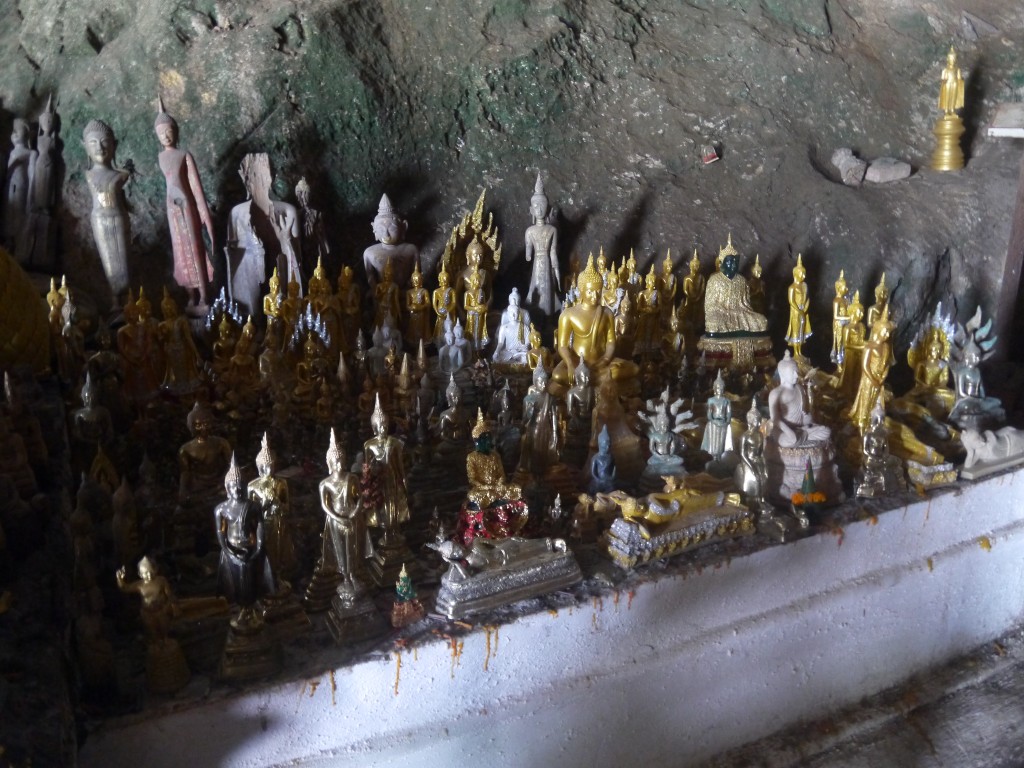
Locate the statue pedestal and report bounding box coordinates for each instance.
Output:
[697,334,775,372]
[764,439,843,505]
[218,622,281,682]
[261,584,311,640]
[368,534,415,588]
[326,590,387,645]
[637,458,686,495]
[931,112,965,171]
[303,568,341,613]
[146,639,190,695]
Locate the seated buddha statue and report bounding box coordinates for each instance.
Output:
[703,239,767,335]
[551,254,638,394]
[456,409,527,545]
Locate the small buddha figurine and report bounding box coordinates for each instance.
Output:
[830,270,850,365]
[373,257,402,329]
[23,96,63,272]
[117,292,162,406]
[363,193,419,290]
[518,367,566,479]
[769,352,831,448]
[462,264,489,350]
[552,254,638,393]
[337,266,361,354]
[635,267,661,357]
[211,313,238,380]
[155,101,215,310]
[638,388,691,486]
[602,264,622,310]
[837,290,866,394]
[263,267,283,325]
[459,409,526,543]
[523,172,561,318]
[70,373,114,477]
[587,425,617,494]
[566,360,594,430]
[83,120,131,306]
[437,374,471,443]
[701,370,734,461]
[662,303,685,362]
[307,430,369,609]
[457,238,493,320]
[703,237,767,335]
[279,272,303,340]
[848,305,895,432]
[734,405,769,512]
[158,288,203,395]
[492,288,531,365]
[527,322,550,371]
[216,454,276,634]
[659,251,677,322]
[116,556,190,693]
[295,177,329,274]
[432,264,457,345]
[866,273,888,329]
[438,320,472,374]
[293,331,329,406]
[404,261,432,350]
[87,322,130,432]
[523,362,550,424]
[307,256,341,341]
[785,254,811,360]
[855,400,906,498]
[361,395,412,581]
[390,564,425,628]
[897,305,957,418]
[178,401,233,506]
[748,254,765,316]
[949,306,1005,430]
[248,432,297,585]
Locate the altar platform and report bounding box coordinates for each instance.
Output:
[78,466,1024,767]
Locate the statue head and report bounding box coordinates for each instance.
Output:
[597,424,612,455]
[371,393,388,436]
[255,432,275,477]
[224,453,244,499]
[721,253,740,280]
[137,556,156,580]
[530,173,549,221]
[372,194,407,245]
[326,428,345,474]
[136,287,152,321]
[745,403,762,430]
[339,265,354,290]
[83,119,115,165]
[39,96,59,135]
[472,408,493,453]
[645,268,657,289]
[81,371,96,408]
[453,320,466,341]
[793,254,806,282]
[295,177,311,207]
[849,291,864,323]
[154,99,178,148]
[437,264,450,287]
[874,273,888,304]
[466,238,484,268]
[689,249,701,275]
[508,287,521,309]
[410,261,422,289]
[834,270,847,297]
[869,304,894,343]
[186,400,214,437]
[777,350,799,387]
[161,286,178,319]
[713,369,726,396]
[287,273,300,299]
[577,255,603,308]
[752,254,763,280]
[604,267,618,290]
[446,373,461,407]
[11,118,29,145]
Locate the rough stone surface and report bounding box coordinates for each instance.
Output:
[865,156,913,184]
[831,147,868,187]
[1,0,1024,357]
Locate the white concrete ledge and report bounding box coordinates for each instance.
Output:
[79,468,1024,768]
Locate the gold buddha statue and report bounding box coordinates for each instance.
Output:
[336,265,361,354]
[848,304,895,432]
[263,267,282,324]
[373,257,401,328]
[659,250,677,321]
[432,263,456,343]
[404,261,432,349]
[785,254,811,360]
[551,254,638,393]
[466,409,522,510]
[866,273,888,329]
[748,254,765,315]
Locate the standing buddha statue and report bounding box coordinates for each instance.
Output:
[404,261,432,351]
[785,254,811,360]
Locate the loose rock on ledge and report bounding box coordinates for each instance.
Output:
[831,148,868,187]
[865,157,913,184]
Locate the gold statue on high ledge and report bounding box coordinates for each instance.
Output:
[932,46,966,172]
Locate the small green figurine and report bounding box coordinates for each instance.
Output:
[390,564,425,628]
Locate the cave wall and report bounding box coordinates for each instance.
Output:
[2,0,1024,358]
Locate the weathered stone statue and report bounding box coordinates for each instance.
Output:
[83,120,131,305]
[363,193,418,290]
[295,176,329,276]
[22,96,63,272]
[155,101,216,310]
[524,172,561,318]
[4,118,35,256]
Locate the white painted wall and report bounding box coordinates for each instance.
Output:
[80,469,1024,767]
